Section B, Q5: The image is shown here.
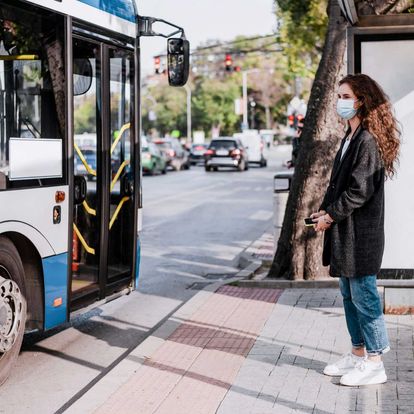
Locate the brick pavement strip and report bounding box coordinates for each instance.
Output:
[94,286,283,414]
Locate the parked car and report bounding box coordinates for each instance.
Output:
[154,137,190,171]
[233,132,267,167]
[142,140,167,175]
[204,137,249,172]
[189,143,208,165]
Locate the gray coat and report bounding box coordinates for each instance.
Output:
[319,126,385,278]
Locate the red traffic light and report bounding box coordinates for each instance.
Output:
[225,54,232,71]
[154,56,161,74]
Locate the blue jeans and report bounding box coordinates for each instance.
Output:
[339,275,390,355]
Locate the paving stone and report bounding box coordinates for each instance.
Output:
[79,285,413,414]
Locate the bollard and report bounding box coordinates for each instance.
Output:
[273,171,294,252]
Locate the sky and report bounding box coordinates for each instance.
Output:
[137,0,277,74]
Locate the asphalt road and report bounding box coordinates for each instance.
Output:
[0,145,290,414]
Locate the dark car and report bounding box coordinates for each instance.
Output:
[204,137,249,172]
[189,143,208,165]
[154,138,190,171]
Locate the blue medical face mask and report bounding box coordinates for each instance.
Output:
[336,98,358,120]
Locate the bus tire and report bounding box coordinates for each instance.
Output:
[0,236,27,386]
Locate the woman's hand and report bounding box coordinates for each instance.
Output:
[314,213,334,232]
[310,210,326,220]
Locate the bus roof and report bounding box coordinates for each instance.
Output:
[23,0,137,37]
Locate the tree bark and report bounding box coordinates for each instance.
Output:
[268,0,348,280]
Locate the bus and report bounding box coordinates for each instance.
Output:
[0,0,189,384]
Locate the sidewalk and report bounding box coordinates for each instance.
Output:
[67,285,414,414]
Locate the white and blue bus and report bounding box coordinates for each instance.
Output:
[0,0,189,383]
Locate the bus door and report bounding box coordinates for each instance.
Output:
[71,37,135,305]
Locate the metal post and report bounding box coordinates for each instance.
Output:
[242,71,248,129]
[184,84,192,141]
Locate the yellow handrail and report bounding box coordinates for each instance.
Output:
[0,55,38,60]
[109,197,130,229]
[110,160,130,192]
[111,123,130,155]
[82,200,96,216]
[74,143,97,177]
[73,224,95,255]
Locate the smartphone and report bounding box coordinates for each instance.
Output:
[304,217,315,226]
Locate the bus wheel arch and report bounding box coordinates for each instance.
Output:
[2,233,44,332]
[0,235,28,386]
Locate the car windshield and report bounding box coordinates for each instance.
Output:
[210,140,237,150]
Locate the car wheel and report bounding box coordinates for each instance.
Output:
[205,166,211,172]
[0,237,27,386]
[162,166,167,174]
[244,162,249,171]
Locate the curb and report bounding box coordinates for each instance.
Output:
[235,278,414,289]
[235,278,339,289]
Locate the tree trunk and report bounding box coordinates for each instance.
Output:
[265,105,271,129]
[268,0,348,280]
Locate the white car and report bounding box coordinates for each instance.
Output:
[233,132,267,167]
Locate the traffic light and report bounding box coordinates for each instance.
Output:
[225,54,232,72]
[154,56,161,74]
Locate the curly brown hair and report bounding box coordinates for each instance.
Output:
[339,74,400,178]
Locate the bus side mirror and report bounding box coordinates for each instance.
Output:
[167,38,189,87]
[74,175,87,205]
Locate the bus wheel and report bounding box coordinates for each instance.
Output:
[0,237,26,386]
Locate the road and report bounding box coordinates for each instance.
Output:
[0,145,291,414]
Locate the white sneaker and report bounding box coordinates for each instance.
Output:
[340,359,387,386]
[323,352,365,377]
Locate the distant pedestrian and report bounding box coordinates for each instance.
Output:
[286,122,303,169]
[291,121,303,166]
[310,74,400,386]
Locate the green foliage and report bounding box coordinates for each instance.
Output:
[142,78,187,136]
[74,97,96,134]
[192,77,241,136]
[275,0,328,79]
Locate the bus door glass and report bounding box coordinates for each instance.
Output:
[107,48,134,284]
[72,38,101,298]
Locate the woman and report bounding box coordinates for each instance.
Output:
[311,74,400,386]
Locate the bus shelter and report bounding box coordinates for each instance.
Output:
[342,3,414,311]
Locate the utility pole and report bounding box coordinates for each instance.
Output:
[183,83,192,142]
[242,71,248,130]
